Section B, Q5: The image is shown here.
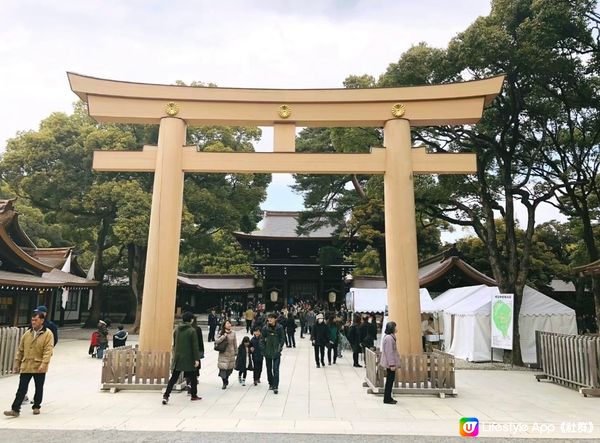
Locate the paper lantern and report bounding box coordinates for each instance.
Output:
[328,291,336,303]
[270,290,278,302]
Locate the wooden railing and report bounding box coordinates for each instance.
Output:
[0,327,26,376]
[363,347,457,398]
[535,331,600,397]
[101,345,172,392]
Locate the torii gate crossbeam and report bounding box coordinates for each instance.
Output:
[69,72,504,356]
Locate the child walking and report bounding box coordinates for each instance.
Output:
[235,336,251,386]
[249,328,263,385]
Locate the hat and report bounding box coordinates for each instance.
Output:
[316,313,324,320]
[34,305,48,313]
[98,320,107,325]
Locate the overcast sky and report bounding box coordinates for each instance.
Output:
[0,1,565,238]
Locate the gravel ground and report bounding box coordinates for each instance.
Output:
[0,429,594,443]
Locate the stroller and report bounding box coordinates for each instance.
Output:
[89,331,100,357]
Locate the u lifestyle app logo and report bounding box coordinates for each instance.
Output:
[460,417,479,437]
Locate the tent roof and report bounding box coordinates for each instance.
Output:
[432,285,488,311]
[445,286,499,315]
[348,287,437,313]
[521,285,575,316]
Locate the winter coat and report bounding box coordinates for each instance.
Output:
[328,323,339,344]
[45,319,58,346]
[347,324,361,353]
[16,327,54,373]
[286,315,297,333]
[359,322,374,348]
[235,344,250,371]
[306,312,316,328]
[97,325,109,346]
[171,322,201,372]
[250,335,263,362]
[277,314,287,329]
[311,322,329,346]
[113,330,128,347]
[215,330,237,370]
[260,323,285,359]
[208,313,218,327]
[379,333,401,369]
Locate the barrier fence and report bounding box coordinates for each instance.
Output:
[0,327,26,376]
[535,330,600,397]
[364,347,457,398]
[101,345,173,392]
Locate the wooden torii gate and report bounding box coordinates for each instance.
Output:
[69,72,504,356]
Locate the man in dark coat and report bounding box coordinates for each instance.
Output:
[277,311,288,347]
[347,314,362,367]
[162,312,201,404]
[260,313,285,394]
[249,328,263,385]
[208,309,218,342]
[311,313,329,368]
[286,312,297,348]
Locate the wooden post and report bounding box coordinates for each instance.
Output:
[383,119,423,355]
[138,117,186,352]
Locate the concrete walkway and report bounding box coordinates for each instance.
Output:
[0,327,599,440]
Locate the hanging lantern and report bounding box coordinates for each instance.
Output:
[328,291,337,303]
[270,290,278,302]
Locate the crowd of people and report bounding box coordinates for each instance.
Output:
[162,301,391,405]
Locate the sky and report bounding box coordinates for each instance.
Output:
[0,0,566,241]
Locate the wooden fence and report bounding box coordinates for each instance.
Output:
[101,345,174,392]
[0,327,26,377]
[363,348,457,398]
[535,331,600,397]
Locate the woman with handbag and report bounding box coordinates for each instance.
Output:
[215,320,237,389]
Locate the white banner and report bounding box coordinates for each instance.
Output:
[491,293,514,350]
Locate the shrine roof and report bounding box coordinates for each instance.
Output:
[234,211,336,240]
[177,274,255,291]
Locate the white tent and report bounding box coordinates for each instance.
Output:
[439,285,578,363]
[348,287,436,313]
[518,286,577,364]
[445,286,503,362]
[432,285,489,349]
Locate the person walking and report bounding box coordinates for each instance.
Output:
[311,313,328,368]
[298,308,307,338]
[260,313,285,394]
[244,306,255,333]
[286,311,297,348]
[187,315,205,395]
[215,320,237,389]
[162,312,201,404]
[96,320,109,359]
[235,336,251,386]
[4,311,54,417]
[249,328,263,385]
[208,309,218,342]
[326,315,339,365]
[306,308,316,338]
[347,314,362,367]
[380,322,401,404]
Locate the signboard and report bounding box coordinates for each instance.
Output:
[491,293,514,350]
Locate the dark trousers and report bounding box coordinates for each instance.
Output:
[314,344,325,366]
[353,351,360,366]
[384,368,396,401]
[300,322,306,337]
[11,373,46,412]
[253,357,263,382]
[287,331,296,347]
[164,370,196,398]
[265,357,280,389]
[327,343,337,364]
[246,319,253,333]
[238,369,247,380]
[208,325,216,342]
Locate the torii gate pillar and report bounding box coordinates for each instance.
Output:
[139,118,186,351]
[384,119,422,354]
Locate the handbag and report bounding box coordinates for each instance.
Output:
[214,338,227,352]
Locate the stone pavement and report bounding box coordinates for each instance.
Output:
[0,327,599,441]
